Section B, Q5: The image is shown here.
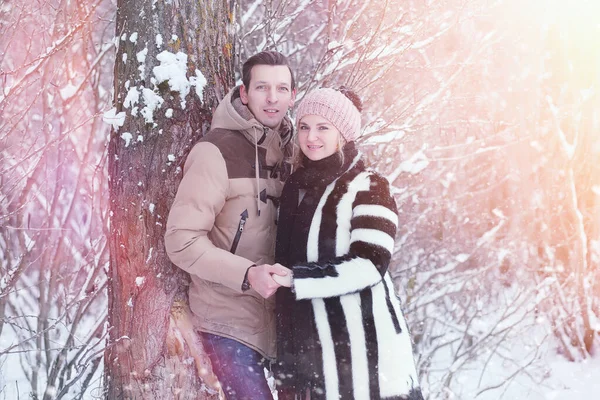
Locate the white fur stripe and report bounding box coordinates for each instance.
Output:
[353,204,398,228]
[348,171,372,193]
[312,299,339,400]
[340,294,370,399]
[294,258,382,300]
[335,172,371,256]
[351,228,395,252]
[307,184,335,262]
[372,278,419,396]
[350,151,362,169]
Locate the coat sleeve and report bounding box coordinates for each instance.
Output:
[292,173,399,300]
[164,142,253,292]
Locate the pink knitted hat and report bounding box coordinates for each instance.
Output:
[295,88,361,142]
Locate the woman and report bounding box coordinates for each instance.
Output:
[274,87,423,400]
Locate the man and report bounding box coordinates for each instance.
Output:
[165,51,295,399]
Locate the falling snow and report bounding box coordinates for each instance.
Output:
[4,2,600,400]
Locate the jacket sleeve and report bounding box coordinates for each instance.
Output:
[292,173,398,300]
[165,142,253,292]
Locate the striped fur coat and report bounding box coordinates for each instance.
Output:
[275,143,423,400]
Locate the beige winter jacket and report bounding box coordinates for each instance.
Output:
[165,87,293,359]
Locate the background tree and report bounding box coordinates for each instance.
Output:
[1,1,113,398]
[104,0,235,398]
[2,0,599,399]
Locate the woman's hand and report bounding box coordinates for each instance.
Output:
[271,264,293,287]
[248,264,291,298]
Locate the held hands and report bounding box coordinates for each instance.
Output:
[247,263,293,298]
[271,263,292,287]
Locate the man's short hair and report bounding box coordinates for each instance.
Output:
[242,51,296,90]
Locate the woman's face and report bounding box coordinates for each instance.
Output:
[298,114,342,161]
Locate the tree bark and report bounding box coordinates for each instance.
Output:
[106,1,235,398]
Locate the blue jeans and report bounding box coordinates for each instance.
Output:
[201,332,273,400]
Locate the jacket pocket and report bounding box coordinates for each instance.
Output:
[230,209,249,254]
[204,280,268,335]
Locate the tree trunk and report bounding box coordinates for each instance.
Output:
[106,1,235,398]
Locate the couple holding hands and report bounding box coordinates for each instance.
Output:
[165,51,423,400]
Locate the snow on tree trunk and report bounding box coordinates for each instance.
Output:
[105,0,234,398]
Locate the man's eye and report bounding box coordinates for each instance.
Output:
[278,87,289,92]
[256,85,266,90]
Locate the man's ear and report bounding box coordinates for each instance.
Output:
[240,85,249,105]
[289,88,297,108]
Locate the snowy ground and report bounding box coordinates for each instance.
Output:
[541,354,600,399]
[2,332,599,399]
[436,342,600,400]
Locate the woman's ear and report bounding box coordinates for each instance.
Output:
[338,134,346,150]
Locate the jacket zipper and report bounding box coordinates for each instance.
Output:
[230,209,249,254]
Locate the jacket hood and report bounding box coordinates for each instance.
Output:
[211,86,294,217]
[211,86,293,148]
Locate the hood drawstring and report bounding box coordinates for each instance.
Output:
[254,127,261,217]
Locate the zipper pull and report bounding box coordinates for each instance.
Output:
[239,209,248,230]
[230,209,249,254]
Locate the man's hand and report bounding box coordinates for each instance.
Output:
[247,264,291,298]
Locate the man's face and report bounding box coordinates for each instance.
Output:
[240,65,296,129]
